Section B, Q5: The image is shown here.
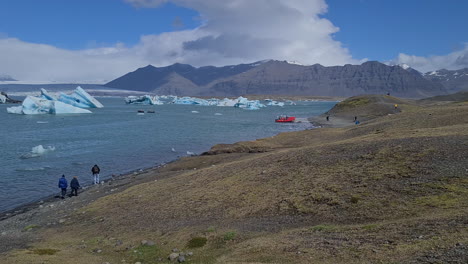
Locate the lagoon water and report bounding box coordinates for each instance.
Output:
[0,97,336,212]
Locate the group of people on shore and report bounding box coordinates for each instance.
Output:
[57,164,100,199]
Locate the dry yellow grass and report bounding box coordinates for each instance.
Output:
[1,95,467,263]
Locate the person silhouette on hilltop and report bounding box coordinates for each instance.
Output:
[92,164,100,184]
[58,175,68,199]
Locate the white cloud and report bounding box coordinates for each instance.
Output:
[1,0,360,82]
[391,44,468,73]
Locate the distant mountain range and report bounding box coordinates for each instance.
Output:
[104,60,468,98]
[423,68,468,94]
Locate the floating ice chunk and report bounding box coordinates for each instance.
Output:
[171,148,176,152]
[191,111,199,113]
[58,86,103,108]
[0,94,5,103]
[217,98,237,107]
[37,121,49,124]
[125,95,163,105]
[266,100,285,107]
[21,145,55,159]
[6,105,22,114]
[214,113,223,115]
[234,97,266,110]
[187,151,195,155]
[7,95,92,115]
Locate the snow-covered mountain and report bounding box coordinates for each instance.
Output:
[423,68,468,93]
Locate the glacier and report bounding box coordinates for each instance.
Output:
[125,95,163,105]
[6,87,101,115]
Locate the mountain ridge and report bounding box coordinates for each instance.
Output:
[104,60,465,98]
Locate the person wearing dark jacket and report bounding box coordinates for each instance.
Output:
[91,164,100,184]
[58,175,68,199]
[70,176,80,196]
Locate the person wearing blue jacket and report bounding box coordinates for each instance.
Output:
[58,175,68,199]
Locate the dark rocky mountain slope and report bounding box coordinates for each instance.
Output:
[105,60,449,98]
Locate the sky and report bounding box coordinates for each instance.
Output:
[0,0,467,83]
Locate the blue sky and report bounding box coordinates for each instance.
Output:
[324,0,468,61]
[0,0,467,82]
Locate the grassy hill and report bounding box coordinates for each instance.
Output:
[0,95,467,264]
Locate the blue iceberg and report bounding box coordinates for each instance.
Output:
[58,86,104,108]
[125,95,163,105]
[7,95,92,115]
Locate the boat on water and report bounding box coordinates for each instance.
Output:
[275,115,296,123]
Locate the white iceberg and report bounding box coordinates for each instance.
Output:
[7,95,92,115]
[266,99,285,107]
[217,98,237,107]
[234,96,266,110]
[20,145,55,159]
[58,86,103,108]
[125,95,163,105]
[0,94,6,103]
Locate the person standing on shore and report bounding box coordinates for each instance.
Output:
[58,175,68,199]
[92,164,100,184]
[70,176,80,196]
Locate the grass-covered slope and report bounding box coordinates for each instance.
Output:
[1,96,467,264]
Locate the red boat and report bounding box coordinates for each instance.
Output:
[275,115,296,123]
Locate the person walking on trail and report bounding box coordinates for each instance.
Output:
[92,164,100,184]
[70,176,80,196]
[58,175,68,199]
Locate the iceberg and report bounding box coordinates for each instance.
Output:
[0,94,5,103]
[234,96,266,110]
[216,98,237,107]
[266,99,285,107]
[7,95,92,115]
[125,95,163,105]
[20,145,55,159]
[58,86,103,108]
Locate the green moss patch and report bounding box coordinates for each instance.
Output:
[187,237,208,248]
[30,248,59,255]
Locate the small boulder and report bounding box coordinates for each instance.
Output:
[168,253,179,261]
[177,255,186,263]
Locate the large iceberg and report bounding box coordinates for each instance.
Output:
[125,95,163,105]
[6,87,101,115]
[58,86,103,108]
[7,96,92,115]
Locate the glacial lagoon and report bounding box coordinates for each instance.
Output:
[0,97,336,212]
